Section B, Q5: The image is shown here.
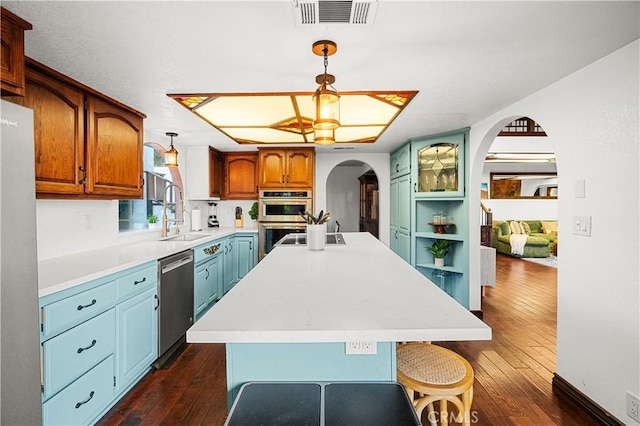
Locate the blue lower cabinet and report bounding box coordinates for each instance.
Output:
[236,235,257,281]
[116,287,158,391]
[39,261,158,425]
[42,309,115,400]
[223,237,238,294]
[194,240,224,321]
[42,355,115,426]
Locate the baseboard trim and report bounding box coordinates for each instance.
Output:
[552,374,623,425]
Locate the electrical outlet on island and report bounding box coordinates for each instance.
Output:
[628,391,640,422]
[345,341,377,355]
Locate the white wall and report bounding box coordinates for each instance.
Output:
[316,153,390,247]
[325,166,362,233]
[468,40,639,423]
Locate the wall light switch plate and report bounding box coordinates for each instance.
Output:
[575,179,586,198]
[573,216,591,237]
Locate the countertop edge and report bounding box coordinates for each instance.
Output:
[38,227,258,298]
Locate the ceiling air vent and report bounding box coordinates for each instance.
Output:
[293,0,378,25]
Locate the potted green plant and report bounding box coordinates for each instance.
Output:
[147,214,158,230]
[428,239,449,267]
[248,202,259,221]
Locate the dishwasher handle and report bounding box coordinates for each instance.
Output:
[161,254,194,275]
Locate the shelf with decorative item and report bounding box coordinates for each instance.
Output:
[415,263,464,274]
[414,236,464,273]
[414,232,464,242]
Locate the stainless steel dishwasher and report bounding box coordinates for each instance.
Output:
[156,249,194,368]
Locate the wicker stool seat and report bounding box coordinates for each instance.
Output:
[397,343,474,426]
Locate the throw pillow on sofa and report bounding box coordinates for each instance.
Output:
[499,222,511,236]
[510,220,523,234]
[520,221,531,234]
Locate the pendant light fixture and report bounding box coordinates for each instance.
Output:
[165,132,179,167]
[312,40,339,144]
[314,128,335,145]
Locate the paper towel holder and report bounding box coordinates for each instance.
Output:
[191,207,202,231]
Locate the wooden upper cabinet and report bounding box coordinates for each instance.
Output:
[209,147,223,199]
[257,149,287,188]
[223,152,258,199]
[4,64,86,195]
[1,7,32,96]
[85,95,143,198]
[2,58,145,199]
[258,148,314,189]
[286,149,314,188]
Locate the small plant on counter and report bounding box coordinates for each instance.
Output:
[300,210,330,225]
[147,215,158,224]
[248,202,259,221]
[428,239,449,259]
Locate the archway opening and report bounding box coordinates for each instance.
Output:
[325,160,379,238]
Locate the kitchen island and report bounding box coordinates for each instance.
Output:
[187,232,491,404]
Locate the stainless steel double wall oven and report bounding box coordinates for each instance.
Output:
[258,190,312,259]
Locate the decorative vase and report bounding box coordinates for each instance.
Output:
[148,223,158,230]
[434,257,445,267]
[307,223,326,251]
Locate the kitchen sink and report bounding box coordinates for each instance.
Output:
[276,233,346,246]
[161,233,211,242]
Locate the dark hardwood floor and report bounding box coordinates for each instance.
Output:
[98,254,600,425]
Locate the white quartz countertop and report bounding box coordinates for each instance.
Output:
[38,227,257,297]
[187,232,491,344]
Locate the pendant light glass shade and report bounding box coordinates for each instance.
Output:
[165,132,179,167]
[314,128,335,145]
[313,85,340,130]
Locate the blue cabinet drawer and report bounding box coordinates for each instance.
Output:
[116,263,157,301]
[43,309,116,400]
[42,355,115,426]
[42,281,117,339]
[194,240,223,264]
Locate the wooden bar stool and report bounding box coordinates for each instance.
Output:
[397,342,474,426]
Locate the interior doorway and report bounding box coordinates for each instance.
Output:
[325,161,379,238]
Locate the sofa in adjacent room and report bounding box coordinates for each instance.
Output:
[492,220,557,258]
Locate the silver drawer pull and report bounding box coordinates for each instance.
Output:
[133,277,146,285]
[77,339,97,354]
[77,299,97,311]
[75,391,95,409]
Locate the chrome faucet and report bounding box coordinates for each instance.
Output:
[162,183,184,237]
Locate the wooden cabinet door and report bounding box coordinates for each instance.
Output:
[209,147,223,198]
[258,149,287,188]
[85,95,143,198]
[285,149,314,188]
[224,152,258,199]
[3,67,86,196]
[0,8,31,96]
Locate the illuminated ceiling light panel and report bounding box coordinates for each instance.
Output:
[168,91,417,145]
